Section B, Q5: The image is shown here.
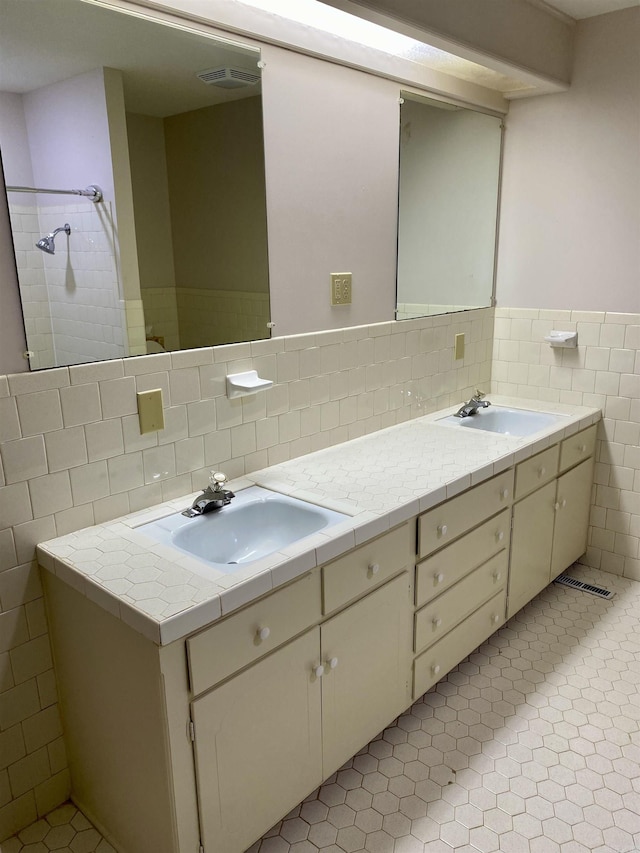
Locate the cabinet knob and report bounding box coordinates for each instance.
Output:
[495,530,505,542]
[561,498,567,508]
[579,444,587,453]
[314,665,325,678]
[555,499,567,511]
[257,626,271,641]
[432,617,442,628]
[500,488,509,500]
[537,467,546,478]
[368,563,380,576]
[431,664,441,676]
[492,614,500,624]
[434,572,445,583]
[493,571,502,581]
[327,657,339,670]
[437,524,448,537]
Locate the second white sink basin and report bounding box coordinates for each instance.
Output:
[440,406,568,436]
[139,486,348,573]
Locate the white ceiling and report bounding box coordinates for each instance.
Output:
[536,0,639,20]
[0,0,262,116]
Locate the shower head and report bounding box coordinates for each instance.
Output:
[36,223,71,255]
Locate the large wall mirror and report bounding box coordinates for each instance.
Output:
[0,0,269,369]
[396,93,503,320]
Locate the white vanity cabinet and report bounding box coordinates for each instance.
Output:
[44,523,413,853]
[192,569,412,853]
[192,626,324,852]
[41,412,599,853]
[508,425,596,618]
[412,470,513,698]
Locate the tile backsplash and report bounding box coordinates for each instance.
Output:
[492,307,640,582]
[0,309,492,838]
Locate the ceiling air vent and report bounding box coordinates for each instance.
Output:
[196,66,261,89]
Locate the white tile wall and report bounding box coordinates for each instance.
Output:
[8,201,128,369]
[492,307,640,582]
[176,287,271,348]
[0,309,493,839]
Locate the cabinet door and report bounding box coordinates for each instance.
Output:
[192,628,322,853]
[508,481,555,618]
[551,458,594,579]
[320,574,411,777]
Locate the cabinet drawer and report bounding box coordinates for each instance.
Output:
[415,509,510,608]
[414,551,507,654]
[418,470,513,559]
[322,523,412,615]
[559,424,597,473]
[515,445,559,500]
[413,590,507,700]
[187,570,322,696]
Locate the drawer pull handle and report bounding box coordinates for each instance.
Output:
[493,571,502,582]
[314,665,325,678]
[257,626,271,641]
[496,531,505,542]
[500,488,510,500]
[492,614,500,624]
[437,524,448,537]
[579,444,587,453]
[432,617,442,628]
[369,563,380,576]
[555,499,567,511]
[431,664,441,676]
[537,467,546,478]
[327,657,339,670]
[434,572,445,584]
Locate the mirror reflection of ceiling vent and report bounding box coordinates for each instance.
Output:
[196,66,260,89]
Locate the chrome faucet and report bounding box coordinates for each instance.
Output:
[182,471,235,517]
[454,390,491,418]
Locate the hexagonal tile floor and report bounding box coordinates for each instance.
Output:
[5,565,640,853]
[1,802,114,852]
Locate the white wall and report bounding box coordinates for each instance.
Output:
[22,69,115,208]
[261,44,400,336]
[496,7,640,314]
[397,100,501,308]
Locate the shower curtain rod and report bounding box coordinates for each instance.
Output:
[6,184,103,202]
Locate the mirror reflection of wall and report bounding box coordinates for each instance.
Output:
[0,0,270,369]
[127,96,269,353]
[396,94,503,320]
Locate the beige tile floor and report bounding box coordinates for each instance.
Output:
[5,565,640,853]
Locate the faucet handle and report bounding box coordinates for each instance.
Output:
[473,389,486,400]
[209,471,228,490]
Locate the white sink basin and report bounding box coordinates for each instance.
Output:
[138,486,348,573]
[439,406,568,436]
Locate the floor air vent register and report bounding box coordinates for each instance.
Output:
[554,574,614,599]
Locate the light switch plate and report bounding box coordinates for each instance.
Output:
[137,389,164,434]
[454,333,465,360]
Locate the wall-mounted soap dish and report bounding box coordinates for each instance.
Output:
[226,370,273,398]
[544,331,578,348]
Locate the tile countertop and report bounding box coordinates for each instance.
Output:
[36,397,601,646]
